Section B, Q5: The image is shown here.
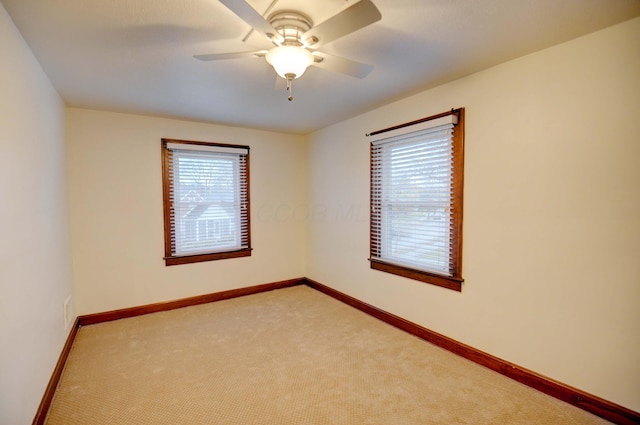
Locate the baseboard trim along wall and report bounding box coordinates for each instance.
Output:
[303,278,640,425]
[77,278,304,326]
[34,277,639,425]
[32,317,81,425]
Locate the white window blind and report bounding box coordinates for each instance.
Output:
[164,142,249,258]
[370,114,458,277]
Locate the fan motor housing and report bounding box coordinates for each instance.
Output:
[268,11,314,46]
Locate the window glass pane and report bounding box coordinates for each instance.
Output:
[378,129,453,276]
[173,151,241,255]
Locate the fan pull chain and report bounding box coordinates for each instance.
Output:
[285,73,294,101]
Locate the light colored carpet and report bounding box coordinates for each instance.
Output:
[46,285,610,424]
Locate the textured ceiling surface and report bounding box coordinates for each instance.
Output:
[3,0,639,134]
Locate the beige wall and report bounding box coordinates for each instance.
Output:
[66,109,307,315]
[306,17,640,411]
[0,4,74,424]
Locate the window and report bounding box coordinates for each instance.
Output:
[369,109,464,291]
[161,139,251,266]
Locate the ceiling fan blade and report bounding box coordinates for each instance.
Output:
[218,0,284,44]
[311,52,373,79]
[301,0,381,48]
[194,50,267,61]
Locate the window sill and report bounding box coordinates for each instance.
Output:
[370,259,462,292]
[165,248,252,266]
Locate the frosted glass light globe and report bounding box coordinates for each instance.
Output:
[266,46,314,79]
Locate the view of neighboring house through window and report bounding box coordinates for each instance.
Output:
[161,139,251,266]
[368,109,464,291]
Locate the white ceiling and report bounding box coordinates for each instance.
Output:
[3,0,639,134]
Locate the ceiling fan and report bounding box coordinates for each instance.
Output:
[195,0,381,101]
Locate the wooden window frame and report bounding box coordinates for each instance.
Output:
[161,139,251,266]
[369,109,465,291]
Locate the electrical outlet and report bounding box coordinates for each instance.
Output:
[63,296,73,330]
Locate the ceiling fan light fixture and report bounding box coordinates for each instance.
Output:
[266,46,313,79]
